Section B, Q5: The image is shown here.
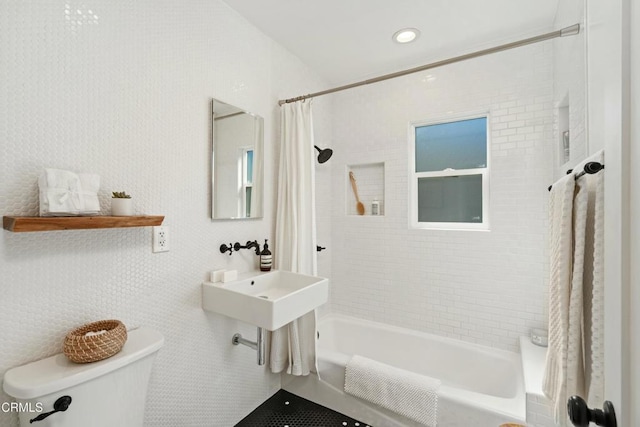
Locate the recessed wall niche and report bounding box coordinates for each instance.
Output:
[346,162,385,216]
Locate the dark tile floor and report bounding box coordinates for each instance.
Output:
[235,389,371,427]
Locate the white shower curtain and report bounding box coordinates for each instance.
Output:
[270,100,318,375]
[543,150,605,425]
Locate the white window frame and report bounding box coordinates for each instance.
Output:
[409,113,490,231]
[240,147,254,217]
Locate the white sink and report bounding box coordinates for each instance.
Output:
[202,270,328,331]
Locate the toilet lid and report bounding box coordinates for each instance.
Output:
[3,327,164,399]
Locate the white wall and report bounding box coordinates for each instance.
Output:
[322,42,555,352]
[0,1,328,425]
[552,0,588,179]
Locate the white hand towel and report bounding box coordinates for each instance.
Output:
[345,355,440,427]
[565,172,588,403]
[543,150,605,425]
[38,169,101,215]
[79,173,101,213]
[45,168,81,191]
[543,173,575,426]
[578,151,605,408]
[39,169,85,215]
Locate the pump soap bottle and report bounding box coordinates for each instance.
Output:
[260,239,272,271]
[372,197,380,216]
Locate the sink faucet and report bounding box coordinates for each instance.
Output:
[233,240,261,255]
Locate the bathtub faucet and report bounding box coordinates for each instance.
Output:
[233,240,261,255]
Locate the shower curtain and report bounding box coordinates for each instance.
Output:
[543,150,605,426]
[270,100,318,375]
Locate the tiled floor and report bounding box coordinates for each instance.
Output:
[235,389,371,427]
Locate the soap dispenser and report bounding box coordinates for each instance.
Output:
[260,239,272,271]
[372,197,380,216]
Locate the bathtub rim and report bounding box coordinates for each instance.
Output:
[318,312,523,362]
[316,312,527,422]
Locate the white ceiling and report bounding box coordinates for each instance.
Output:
[223,0,560,85]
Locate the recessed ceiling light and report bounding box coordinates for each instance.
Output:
[393,28,420,44]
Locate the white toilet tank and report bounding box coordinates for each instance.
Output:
[3,327,164,427]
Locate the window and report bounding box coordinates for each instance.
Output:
[409,115,489,230]
[241,148,253,217]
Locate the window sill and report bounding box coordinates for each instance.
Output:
[410,225,490,232]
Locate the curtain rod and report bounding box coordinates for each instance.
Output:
[278,23,580,106]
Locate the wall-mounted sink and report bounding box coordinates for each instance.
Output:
[202,270,328,331]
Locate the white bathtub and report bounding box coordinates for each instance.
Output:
[283,314,526,427]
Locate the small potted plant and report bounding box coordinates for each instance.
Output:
[111,191,133,216]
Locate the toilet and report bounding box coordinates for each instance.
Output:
[2,327,164,426]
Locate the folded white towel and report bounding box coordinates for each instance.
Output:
[345,355,440,426]
[38,168,101,216]
[45,168,81,191]
[79,173,101,213]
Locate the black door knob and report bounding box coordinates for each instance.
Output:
[567,395,617,427]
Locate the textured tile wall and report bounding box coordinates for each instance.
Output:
[552,0,588,180]
[0,1,329,426]
[324,43,555,352]
[527,394,557,427]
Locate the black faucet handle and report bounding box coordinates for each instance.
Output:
[220,243,234,255]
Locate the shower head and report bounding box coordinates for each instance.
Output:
[314,145,333,164]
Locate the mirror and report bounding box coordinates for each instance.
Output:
[211,98,264,220]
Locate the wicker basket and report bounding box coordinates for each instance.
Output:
[63,320,127,363]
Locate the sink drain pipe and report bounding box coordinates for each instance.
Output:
[232,327,265,365]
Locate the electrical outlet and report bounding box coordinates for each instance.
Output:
[152,226,169,253]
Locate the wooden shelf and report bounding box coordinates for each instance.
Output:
[2,215,164,232]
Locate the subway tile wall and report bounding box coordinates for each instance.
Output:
[552,0,588,180]
[0,1,329,426]
[322,43,556,352]
[527,394,557,427]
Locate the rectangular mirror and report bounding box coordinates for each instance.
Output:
[211,98,264,220]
